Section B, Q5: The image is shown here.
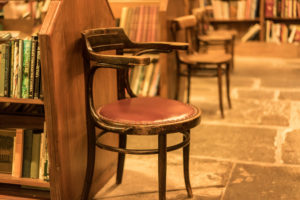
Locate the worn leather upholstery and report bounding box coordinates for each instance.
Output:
[98,97,199,125]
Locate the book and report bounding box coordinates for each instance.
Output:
[39,122,47,180]
[29,36,38,99]
[0,43,5,97]
[11,129,24,178]
[12,40,19,98]
[21,39,32,98]
[9,40,15,98]
[30,132,41,179]
[4,42,11,97]
[34,44,41,99]
[0,129,15,174]
[22,129,33,178]
[17,40,23,98]
[265,0,274,17]
[241,23,261,42]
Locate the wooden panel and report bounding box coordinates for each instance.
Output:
[39,0,118,199]
[159,0,189,99]
[0,183,50,200]
[0,114,44,129]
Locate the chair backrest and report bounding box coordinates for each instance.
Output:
[81,27,134,53]
[171,15,197,53]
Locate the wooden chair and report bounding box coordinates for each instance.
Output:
[193,7,236,71]
[171,15,232,118]
[81,27,201,200]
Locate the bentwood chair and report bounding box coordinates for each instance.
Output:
[171,15,232,118]
[193,7,236,71]
[81,27,201,200]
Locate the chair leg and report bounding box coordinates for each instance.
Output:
[81,123,96,200]
[226,63,232,109]
[158,134,167,200]
[217,64,224,118]
[183,130,193,198]
[116,134,127,185]
[187,65,191,104]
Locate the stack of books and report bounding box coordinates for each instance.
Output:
[0,32,43,99]
[265,0,300,18]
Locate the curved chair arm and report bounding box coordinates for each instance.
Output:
[88,65,132,134]
[130,41,189,51]
[89,51,151,66]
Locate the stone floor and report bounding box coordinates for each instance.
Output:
[94,55,300,200]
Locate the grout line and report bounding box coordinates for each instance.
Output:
[190,155,300,168]
[220,163,236,200]
[200,120,286,130]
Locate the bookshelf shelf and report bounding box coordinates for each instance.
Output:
[210,19,260,23]
[0,97,44,105]
[0,173,49,188]
[265,17,300,23]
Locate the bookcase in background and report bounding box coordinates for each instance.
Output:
[192,0,300,42]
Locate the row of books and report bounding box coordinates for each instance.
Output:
[119,5,160,42]
[265,20,300,43]
[210,0,260,20]
[0,126,49,182]
[0,33,43,99]
[2,0,50,21]
[265,0,300,18]
[129,56,160,96]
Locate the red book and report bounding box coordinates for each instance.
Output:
[265,0,274,17]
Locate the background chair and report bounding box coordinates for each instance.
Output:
[81,27,201,200]
[171,15,232,118]
[193,7,236,71]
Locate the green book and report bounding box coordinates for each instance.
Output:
[21,40,32,98]
[0,43,5,97]
[22,130,33,178]
[9,40,15,97]
[4,42,11,97]
[30,132,41,179]
[17,40,23,98]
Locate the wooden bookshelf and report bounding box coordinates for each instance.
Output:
[0,173,49,188]
[210,18,260,23]
[0,97,43,105]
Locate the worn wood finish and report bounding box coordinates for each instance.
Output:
[159,0,189,99]
[39,0,118,199]
[0,183,50,200]
[82,27,201,200]
[0,174,49,188]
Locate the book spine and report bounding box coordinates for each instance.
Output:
[22,130,33,178]
[21,40,32,99]
[11,129,24,178]
[29,37,37,99]
[0,44,5,97]
[12,40,19,98]
[34,44,41,99]
[4,42,11,97]
[9,40,15,97]
[17,40,23,98]
[30,132,41,179]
